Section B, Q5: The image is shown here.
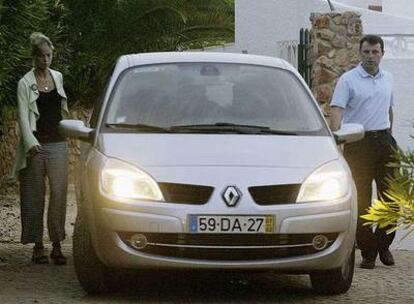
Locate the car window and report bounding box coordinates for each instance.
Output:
[104,63,328,135]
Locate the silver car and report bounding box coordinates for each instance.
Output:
[60,52,364,295]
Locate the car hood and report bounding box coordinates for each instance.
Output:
[99,134,338,169]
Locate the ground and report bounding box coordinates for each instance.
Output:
[1,186,413,303]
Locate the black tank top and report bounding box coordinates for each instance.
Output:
[33,89,65,143]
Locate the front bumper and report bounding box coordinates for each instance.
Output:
[88,196,356,272]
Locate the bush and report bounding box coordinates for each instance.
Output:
[362,145,414,239]
[0,0,67,107]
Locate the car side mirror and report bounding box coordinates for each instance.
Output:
[59,119,94,142]
[333,123,364,145]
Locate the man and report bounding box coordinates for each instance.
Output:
[330,35,398,269]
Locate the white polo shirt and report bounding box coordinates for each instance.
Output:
[330,64,394,131]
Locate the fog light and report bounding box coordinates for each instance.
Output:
[130,234,148,249]
[312,235,329,251]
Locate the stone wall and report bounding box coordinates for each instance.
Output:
[309,11,363,118]
[0,110,19,188]
[0,107,90,191]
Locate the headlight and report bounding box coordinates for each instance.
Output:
[101,158,164,201]
[296,161,350,203]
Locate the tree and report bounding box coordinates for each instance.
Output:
[0,0,234,109]
[0,0,67,107]
[62,0,234,106]
[361,145,414,239]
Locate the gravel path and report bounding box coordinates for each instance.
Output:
[1,187,413,303]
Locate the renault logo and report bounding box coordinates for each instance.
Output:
[222,185,242,207]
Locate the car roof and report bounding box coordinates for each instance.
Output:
[117,52,295,73]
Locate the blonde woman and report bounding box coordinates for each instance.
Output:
[12,32,70,264]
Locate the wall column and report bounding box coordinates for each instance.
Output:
[309,12,363,119]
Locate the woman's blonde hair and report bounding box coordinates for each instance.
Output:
[30,32,54,56]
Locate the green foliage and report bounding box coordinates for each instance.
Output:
[0,0,234,110]
[0,0,67,106]
[62,0,234,106]
[361,145,414,239]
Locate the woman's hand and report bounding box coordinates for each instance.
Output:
[27,145,41,158]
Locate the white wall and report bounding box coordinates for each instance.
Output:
[235,0,414,59]
[338,0,382,9]
[381,58,414,151]
[200,43,244,54]
[236,0,317,58]
[383,0,414,19]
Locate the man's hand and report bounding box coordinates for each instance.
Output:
[389,107,393,134]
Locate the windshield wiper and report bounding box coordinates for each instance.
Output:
[170,123,298,135]
[106,122,298,135]
[105,123,171,133]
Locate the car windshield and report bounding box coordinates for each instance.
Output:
[104,62,328,135]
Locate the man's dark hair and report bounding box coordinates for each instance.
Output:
[359,35,384,53]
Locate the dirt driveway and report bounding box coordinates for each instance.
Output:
[1,187,413,303]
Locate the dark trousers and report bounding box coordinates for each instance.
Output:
[344,130,397,260]
[19,142,68,244]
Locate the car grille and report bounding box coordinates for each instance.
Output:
[118,232,338,261]
[158,183,214,205]
[248,184,301,205]
[156,183,301,205]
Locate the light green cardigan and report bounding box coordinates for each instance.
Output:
[11,68,70,179]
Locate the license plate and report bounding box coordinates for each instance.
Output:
[189,215,273,234]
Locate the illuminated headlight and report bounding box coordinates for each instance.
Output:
[101,158,164,201]
[296,161,350,203]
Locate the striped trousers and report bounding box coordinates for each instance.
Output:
[19,142,68,244]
